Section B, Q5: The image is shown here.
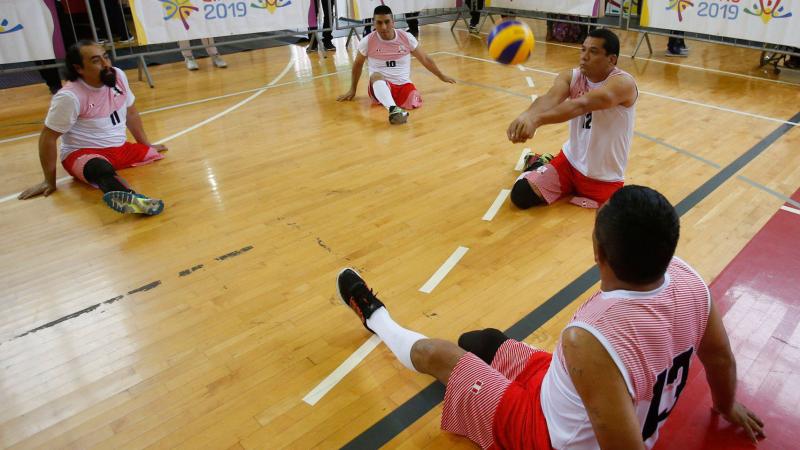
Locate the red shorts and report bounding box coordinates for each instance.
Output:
[441,340,554,450]
[524,151,623,208]
[62,142,164,185]
[368,81,423,109]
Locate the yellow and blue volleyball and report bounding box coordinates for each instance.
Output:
[487,21,535,65]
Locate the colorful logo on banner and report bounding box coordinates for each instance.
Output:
[250,0,292,14]
[0,18,24,34]
[744,0,792,23]
[666,0,694,21]
[160,0,199,30]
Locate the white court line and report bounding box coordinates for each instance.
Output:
[0,133,38,145]
[0,192,27,203]
[780,205,800,216]
[0,68,348,146]
[446,23,800,88]
[517,64,525,72]
[438,51,558,75]
[514,148,532,171]
[139,69,346,116]
[438,51,799,126]
[146,59,293,145]
[1,58,297,204]
[637,90,799,126]
[531,94,538,102]
[303,334,381,406]
[526,76,534,87]
[482,189,510,221]
[420,246,469,294]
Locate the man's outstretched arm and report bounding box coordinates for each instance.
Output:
[507,71,635,143]
[337,52,368,101]
[506,69,571,143]
[411,46,455,84]
[697,300,765,443]
[18,127,62,200]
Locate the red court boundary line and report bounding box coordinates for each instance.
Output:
[655,188,800,450]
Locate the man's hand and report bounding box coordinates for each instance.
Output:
[715,402,765,443]
[507,112,538,143]
[439,74,456,84]
[337,90,356,102]
[18,181,56,200]
[151,144,168,152]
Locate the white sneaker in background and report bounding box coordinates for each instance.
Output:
[212,55,227,68]
[185,56,199,71]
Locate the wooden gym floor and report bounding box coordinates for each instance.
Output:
[1,18,799,449]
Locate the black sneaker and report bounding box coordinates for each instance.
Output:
[337,268,385,333]
[522,152,554,172]
[323,41,336,51]
[306,42,318,53]
[388,105,409,125]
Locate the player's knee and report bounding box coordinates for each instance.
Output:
[511,177,545,209]
[458,328,509,365]
[83,157,116,179]
[369,73,385,84]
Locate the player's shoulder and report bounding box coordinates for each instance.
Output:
[667,256,706,285]
[113,66,131,85]
[396,29,418,47]
[555,68,574,85]
[606,68,637,87]
[358,32,374,52]
[50,87,80,108]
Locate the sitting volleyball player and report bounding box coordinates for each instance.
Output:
[18,40,166,215]
[338,185,765,449]
[507,29,638,210]
[337,5,455,124]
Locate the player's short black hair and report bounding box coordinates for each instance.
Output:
[64,39,98,81]
[594,185,680,284]
[373,5,392,17]
[587,28,620,57]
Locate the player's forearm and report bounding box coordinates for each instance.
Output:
[702,351,738,413]
[530,99,586,127]
[126,107,151,145]
[38,131,59,186]
[524,94,564,116]
[420,56,445,78]
[349,64,363,92]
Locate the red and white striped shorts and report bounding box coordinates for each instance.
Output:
[524,151,624,208]
[441,340,553,449]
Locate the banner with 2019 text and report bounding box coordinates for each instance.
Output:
[486,0,602,17]
[641,0,799,48]
[0,0,65,64]
[129,0,313,45]
[340,0,463,21]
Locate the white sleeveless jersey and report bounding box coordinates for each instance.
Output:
[357,30,418,85]
[540,257,711,449]
[44,67,134,160]
[562,67,637,182]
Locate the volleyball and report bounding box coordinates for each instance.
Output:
[487,21,535,65]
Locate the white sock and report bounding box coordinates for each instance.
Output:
[371,80,396,109]
[366,307,426,372]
